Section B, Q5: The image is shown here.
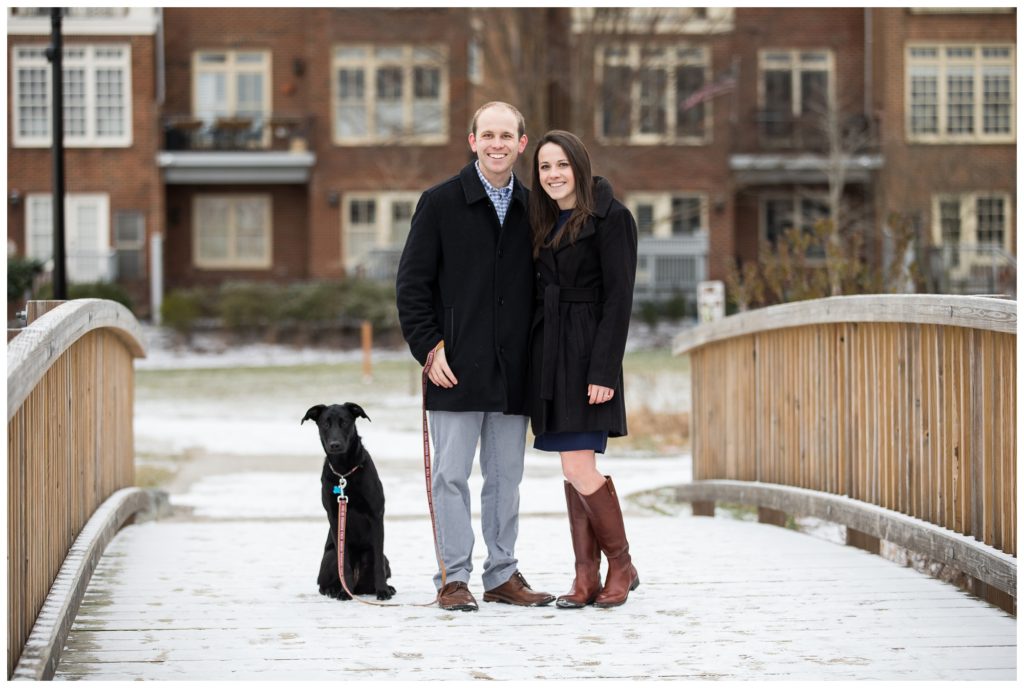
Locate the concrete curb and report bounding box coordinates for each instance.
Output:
[11,487,162,680]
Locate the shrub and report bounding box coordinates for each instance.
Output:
[342,278,399,330]
[35,280,135,312]
[217,281,281,330]
[8,256,43,302]
[160,289,205,335]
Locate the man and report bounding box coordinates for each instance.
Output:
[396,102,554,611]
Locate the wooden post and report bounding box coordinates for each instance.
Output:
[846,527,881,554]
[757,506,788,528]
[361,320,373,383]
[26,300,66,324]
[691,501,715,517]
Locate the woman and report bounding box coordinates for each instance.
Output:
[527,130,639,608]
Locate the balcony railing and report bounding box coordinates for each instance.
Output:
[926,244,1017,297]
[634,234,708,304]
[162,114,314,152]
[751,109,876,153]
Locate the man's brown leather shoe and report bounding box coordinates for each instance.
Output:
[483,572,555,607]
[438,581,478,612]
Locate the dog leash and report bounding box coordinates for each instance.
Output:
[331,341,447,608]
[421,342,447,600]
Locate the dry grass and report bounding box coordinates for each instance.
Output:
[619,405,690,454]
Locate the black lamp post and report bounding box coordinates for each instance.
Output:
[45,7,67,300]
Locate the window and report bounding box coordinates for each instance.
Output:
[193,196,272,269]
[193,51,270,130]
[932,193,1012,249]
[572,8,734,34]
[343,193,420,272]
[115,211,145,280]
[626,193,708,238]
[761,193,830,258]
[906,44,1015,142]
[332,45,448,144]
[25,194,113,282]
[597,44,711,143]
[758,50,833,143]
[12,44,132,147]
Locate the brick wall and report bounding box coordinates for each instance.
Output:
[873,8,1016,253]
[7,33,162,315]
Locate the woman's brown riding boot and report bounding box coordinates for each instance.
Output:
[556,481,603,608]
[578,476,639,608]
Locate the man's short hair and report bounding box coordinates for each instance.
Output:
[469,101,526,139]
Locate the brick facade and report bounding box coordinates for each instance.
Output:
[6,8,1016,317]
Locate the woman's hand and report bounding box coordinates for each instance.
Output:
[587,384,614,405]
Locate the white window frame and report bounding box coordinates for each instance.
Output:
[905,43,1015,144]
[192,195,273,270]
[25,193,113,282]
[757,49,835,132]
[12,43,133,147]
[342,192,421,272]
[572,8,734,34]
[933,190,1011,276]
[192,50,272,121]
[626,192,709,238]
[596,44,712,145]
[331,44,449,145]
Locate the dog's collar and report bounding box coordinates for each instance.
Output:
[328,463,362,480]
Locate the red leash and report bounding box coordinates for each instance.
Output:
[333,342,447,607]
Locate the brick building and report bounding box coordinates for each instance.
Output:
[6,7,1016,318]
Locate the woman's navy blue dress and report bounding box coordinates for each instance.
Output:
[533,209,610,455]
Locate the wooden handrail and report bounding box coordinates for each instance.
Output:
[673,295,1016,561]
[674,294,1015,356]
[8,299,145,421]
[7,300,146,677]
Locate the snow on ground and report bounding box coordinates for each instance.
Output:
[50,325,1016,680]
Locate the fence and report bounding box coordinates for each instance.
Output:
[7,300,145,676]
[673,295,1016,560]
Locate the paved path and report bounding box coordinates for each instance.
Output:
[54,465,1015,680]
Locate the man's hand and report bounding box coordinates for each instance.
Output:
[428,344,458,388]
[587,384,614,405]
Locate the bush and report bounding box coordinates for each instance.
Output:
[217,281,281,330]
[8,256,43,302]
[35,280,135,312]
[342,278,399,330]
[160,289,206,335]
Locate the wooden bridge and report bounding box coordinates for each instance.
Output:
[6,296,1016,680]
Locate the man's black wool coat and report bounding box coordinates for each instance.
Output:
[396,162,534,415]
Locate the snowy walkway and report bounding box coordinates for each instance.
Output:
[55,456,1016,681]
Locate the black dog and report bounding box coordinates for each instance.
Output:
[302,403,395,601]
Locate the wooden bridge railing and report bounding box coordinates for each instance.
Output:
[673,295,1015,597]
[7,300,146,677]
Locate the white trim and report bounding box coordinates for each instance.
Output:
[7,8,160,36]
[192,195,273,270]
[905,42,1015,144]
[12,43,133,148]
[572,7,734,34]
[331,44,449,146]
[342,191,421,271]
[25,193,113,282]
[625,192,709,238]
[192,49,272,121]
[595,43,712,145]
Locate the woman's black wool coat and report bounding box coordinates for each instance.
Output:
[528,177,638,438]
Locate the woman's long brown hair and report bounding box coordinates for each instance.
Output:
[528,130,594,258]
